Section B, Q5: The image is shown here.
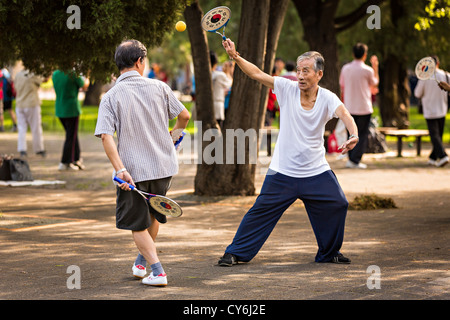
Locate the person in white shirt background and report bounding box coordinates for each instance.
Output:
[210,50,232,129]
[339,43,379,169]
[414,55,449,168]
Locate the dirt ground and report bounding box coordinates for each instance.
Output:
[0,131,449,306]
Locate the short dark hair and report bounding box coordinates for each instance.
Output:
[114,39,147,71]
[210,50,218,68]
[285,61,296,72]
[431,55,440,65]
[353,43,368,59]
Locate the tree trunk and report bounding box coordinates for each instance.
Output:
[378,0,410,128]
[184,1,215,128]
[184,1,220,195]
[378,57,410,129]
[83,81,103,106]
[293,0,340,95]
[193,0,273,196]
[258,0,290,127]
[292,0,340,132]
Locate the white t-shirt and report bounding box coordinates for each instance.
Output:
[212,70,232,120]
[339,60,378,115]
[414,69,448,119]
[269,77,343,178]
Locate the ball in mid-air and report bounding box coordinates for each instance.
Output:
[176,21,186,32]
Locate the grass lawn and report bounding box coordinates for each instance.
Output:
[2,99,196,135]
[2,99,449,143]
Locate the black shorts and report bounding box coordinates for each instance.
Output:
[115,177,172,231]
[3,100,13,111]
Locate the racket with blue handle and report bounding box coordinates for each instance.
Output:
[174,131,186,150]
[201,6,231,40]
[113,176,183,218]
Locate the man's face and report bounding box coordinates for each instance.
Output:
[296,58,323,91]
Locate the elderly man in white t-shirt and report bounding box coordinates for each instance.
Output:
[218,39,358,266]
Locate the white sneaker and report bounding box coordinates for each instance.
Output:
[427,159,437,166]
[132,264,147,279]
[435,156,449,168]
[345,160,367,169]
[142,273,167,286]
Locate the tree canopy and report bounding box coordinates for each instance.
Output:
[0,0,187,81]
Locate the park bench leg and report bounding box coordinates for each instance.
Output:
[397,137,403,157]
[416,137,422,156]
[267,132,272,156]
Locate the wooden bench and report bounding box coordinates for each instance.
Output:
[378,128,429,157]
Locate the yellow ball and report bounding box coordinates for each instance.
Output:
[176,21,186,32]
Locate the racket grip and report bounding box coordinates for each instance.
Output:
[113,176,135,190]
[174,131,186,149]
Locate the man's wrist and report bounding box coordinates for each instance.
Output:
[116,168,127,175]
[230,52,240,60]
[349,134,359,141]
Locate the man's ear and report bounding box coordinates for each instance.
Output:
[317,70,324,80]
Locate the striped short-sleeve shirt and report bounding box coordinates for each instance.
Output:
[95,71,186,182]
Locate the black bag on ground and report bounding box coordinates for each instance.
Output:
[0,156,33,181]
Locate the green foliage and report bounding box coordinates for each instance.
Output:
[337,0,450,70]
[0,0,187,81]
[1,99,194,135]
[415,0,450,30]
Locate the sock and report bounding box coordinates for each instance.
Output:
[134,253,147,267]
[151,262,165,276]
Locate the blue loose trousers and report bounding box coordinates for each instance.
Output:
[225,170,348,263]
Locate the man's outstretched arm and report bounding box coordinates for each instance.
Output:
[222,38,274,90]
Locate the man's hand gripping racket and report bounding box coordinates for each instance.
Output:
[114,176,183,218]
[113,132,186,218]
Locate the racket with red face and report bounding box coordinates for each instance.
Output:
[113,176,183,218]
[415,57,439,84]
[201,6,231,40]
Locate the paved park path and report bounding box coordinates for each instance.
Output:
[1,131,449,308]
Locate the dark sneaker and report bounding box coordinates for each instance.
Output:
[331,253,351,264]
[36,150,47,158]
[218,253,238,267]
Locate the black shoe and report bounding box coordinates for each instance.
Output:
[331,253,351,264]
[36,150,46,158]
[218,253,238,267]
[20,151,27,157]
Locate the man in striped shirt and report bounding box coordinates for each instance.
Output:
[95,39,190,286]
